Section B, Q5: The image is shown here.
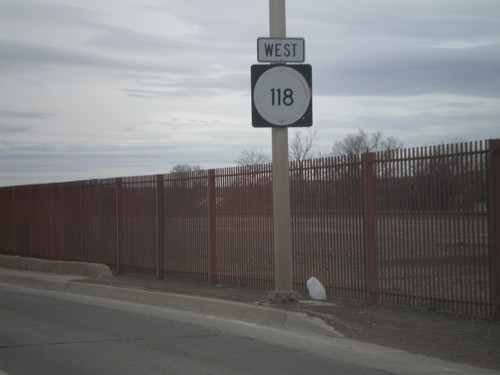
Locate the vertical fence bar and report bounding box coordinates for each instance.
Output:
[208,170,217,285]
[489,139,500,320]
[49,183,54,260]
[479,141,489,316]
[79,181,85,261]
[156,174,165,279]
[353,156,363,298]
[363,152,378,305]
[12,187,20,256]
[115,178,124,274]
[11,187,15,254]
[422,145,430,306]
[0,188,12,255]
[28,186,32,257]
[401,148,410,306]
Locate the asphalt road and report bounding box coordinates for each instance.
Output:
[0,284,385,375]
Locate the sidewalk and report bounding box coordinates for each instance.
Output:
[1,264,499,373]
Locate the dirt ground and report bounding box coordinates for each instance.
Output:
[81,274,500,371]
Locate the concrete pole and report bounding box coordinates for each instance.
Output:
[268,0,297,302]
[269,0,286,38]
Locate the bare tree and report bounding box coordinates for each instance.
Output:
[235,148,270,166]
[170,164,202,173]
[289,128,319,161]
[333,129,403,155]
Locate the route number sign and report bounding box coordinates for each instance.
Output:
[251,64,312,127]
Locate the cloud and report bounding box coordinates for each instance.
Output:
[312,38,500,98]
[0,124,32,134]
[0,131,251,186]
[0,0,100,26]
[0,39,197,74]
[86,24,193,55]
[294,0,500,98]
[1,0,500,187]
[120,71,248,100]
[293,0,500,43]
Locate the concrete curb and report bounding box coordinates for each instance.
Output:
[0,255,113,278]
[0,268,342,338]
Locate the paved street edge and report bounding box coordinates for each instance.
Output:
[0,264,342,338]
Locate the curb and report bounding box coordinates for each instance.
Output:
[0,255,113,278]
[0,268,342,338]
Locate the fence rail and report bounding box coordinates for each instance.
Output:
[1,139,499,319]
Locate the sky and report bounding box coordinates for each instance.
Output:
[1,0,500,187]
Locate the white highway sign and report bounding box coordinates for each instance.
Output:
[257,38,305,63]
[251,64,312,127]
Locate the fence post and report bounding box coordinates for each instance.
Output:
[362,152,378,305]
[489,139,500,320]
[49,183,54,260]
[115,178,124,274]
[79,181,85,262]
[156,174,165,279]
[29,186,33,258]
[208,170,217,285]
[11,187,15,255]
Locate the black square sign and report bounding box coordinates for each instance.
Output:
[251,64,312,128]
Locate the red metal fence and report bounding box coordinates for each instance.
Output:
[1,139,499,319]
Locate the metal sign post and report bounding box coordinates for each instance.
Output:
[268,0,298,302]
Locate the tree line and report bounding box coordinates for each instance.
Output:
[235,128,403,166]
[172,128,403,172]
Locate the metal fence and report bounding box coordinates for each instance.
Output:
[1,139,499,319]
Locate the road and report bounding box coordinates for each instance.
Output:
[0,283,385,375]
[1,282,498,375]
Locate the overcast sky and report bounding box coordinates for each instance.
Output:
[1,0,500,187]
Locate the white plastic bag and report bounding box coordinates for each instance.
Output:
[306,277,326,300]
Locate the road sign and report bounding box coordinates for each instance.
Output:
[257,37,305,63]
[251,64,312,127]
